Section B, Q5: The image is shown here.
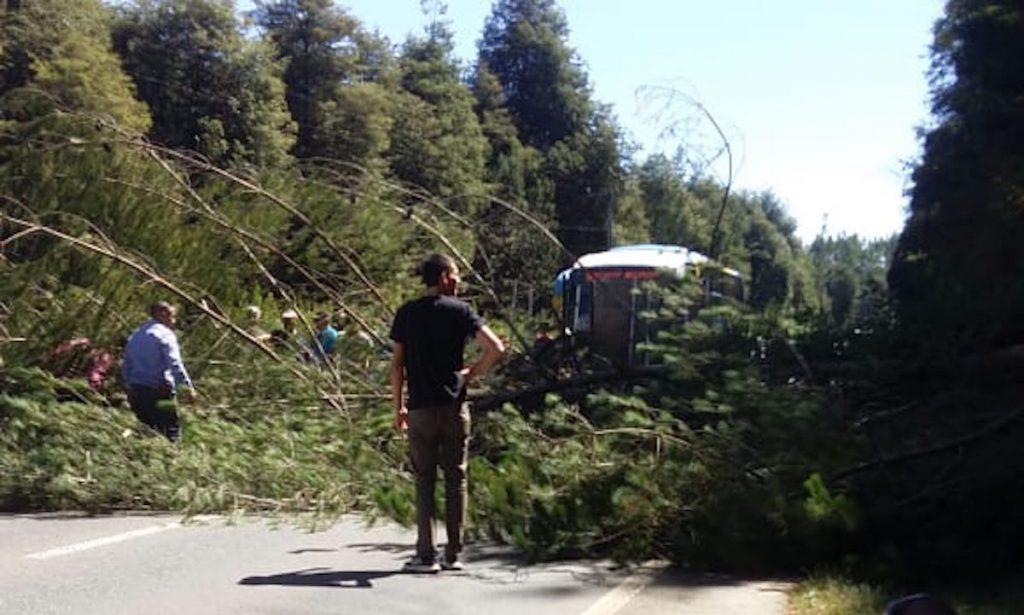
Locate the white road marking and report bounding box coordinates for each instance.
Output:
[22,515,223,561]
[578,561,668,615]
[22,515,222,561]
[25,522,182,560]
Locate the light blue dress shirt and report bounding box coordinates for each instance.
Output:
[122,319,193,391]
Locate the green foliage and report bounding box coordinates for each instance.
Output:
[479,0,589,151]
[803,473,858,531]
[469,282,862,569]
[471,61,560,296]
[629,154,819,316]
[0,0,150,132]
[479,0,623,258]
[611,176,651,246]
[255,0,394,163]
[809,234,895,330]
[389,29,488,211]
[741,194,818,315]
[635,154,710,249]
[112,0,296,167]
[0,365,402,515]
[889,0,1024,352]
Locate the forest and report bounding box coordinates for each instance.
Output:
[1,0,1022,591]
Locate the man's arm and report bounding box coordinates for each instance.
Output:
[463,325,505,384]
[162,333,196,402]
[389,342,408,431]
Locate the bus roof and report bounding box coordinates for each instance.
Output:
[573,244,707,275]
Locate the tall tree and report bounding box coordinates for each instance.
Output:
[478,0,588,151]
[811,234,895,328]
[113,0,295,167]
[739,193,817,314]
[471,61,559,296]
[479,0,623,259]
[0,0,150,132]
[612,175,650,246]
[636,154,711,249]
[388,22,487,210]
[254,0,393,163]
[888,0,1024,351]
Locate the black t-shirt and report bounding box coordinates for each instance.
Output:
[389,295,484,410]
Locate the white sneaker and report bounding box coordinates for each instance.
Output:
[441,557,464,571]
[403,556,441,573]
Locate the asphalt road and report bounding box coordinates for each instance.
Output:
[0,513,788,615]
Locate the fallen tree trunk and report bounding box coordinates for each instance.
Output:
[469,365,668,413]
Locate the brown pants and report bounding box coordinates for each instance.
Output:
[407,403,470,561]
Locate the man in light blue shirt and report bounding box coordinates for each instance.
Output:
[122,301,196,442]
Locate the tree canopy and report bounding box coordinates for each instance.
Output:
[113,0,296,167]
[889,0,1024,352]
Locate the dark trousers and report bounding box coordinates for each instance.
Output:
[407,403,470,561]
[127,385,180,443]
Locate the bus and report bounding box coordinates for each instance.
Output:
[553,244,744,367]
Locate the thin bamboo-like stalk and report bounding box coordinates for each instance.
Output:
[0,212,358,410]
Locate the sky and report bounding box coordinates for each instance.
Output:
[241,0,946,243]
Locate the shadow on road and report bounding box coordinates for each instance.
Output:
[344,541,411,554]
[345,541,524,567]
[239,566,400,588]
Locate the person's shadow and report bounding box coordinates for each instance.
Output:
[239,567,399,589]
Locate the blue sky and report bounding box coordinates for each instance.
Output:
[241,0,945,243]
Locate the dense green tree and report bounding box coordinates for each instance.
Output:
[889,0,1024,351]
[545,107,624,257]
[478,0,588,150]
[254,0,394,163]
[0,0,150,132]
[314,83,394,169]
[810,234,895,328]
[388,24,487,211]
[113,0,295,167]
[612,176,650,246]
[479,0,623,259]
[673,183,816,314]
[740,194,817,314]
[470,61,560,298]
[635,154,711,249]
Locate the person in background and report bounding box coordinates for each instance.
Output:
[389,253,505,573]
[312,311,339,364]
[280,309,299,336]
[122,301,196,442]
[47,337,115,392]
[245,305,270,342]
[270,309,298,345]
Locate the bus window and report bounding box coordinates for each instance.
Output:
[705,267,745,304]
[574,282,593,332]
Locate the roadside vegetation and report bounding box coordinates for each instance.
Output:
[789,576,1024,615]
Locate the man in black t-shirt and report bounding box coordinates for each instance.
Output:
[389,253,505,573]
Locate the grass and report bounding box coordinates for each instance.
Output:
[788,576,885,615]
[788,576,1024,615]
